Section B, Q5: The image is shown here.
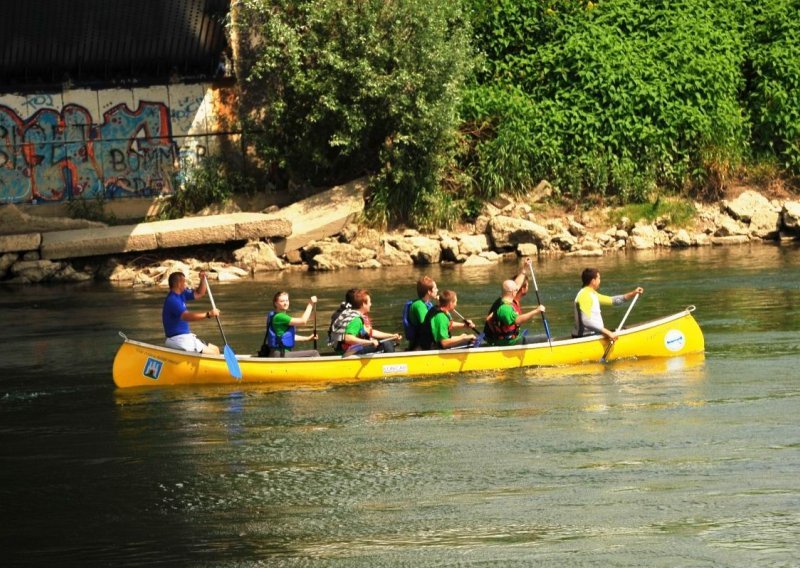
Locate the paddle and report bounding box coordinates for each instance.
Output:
[204,276,243,380]
[452,309,483,347]
[452,309,478,335]
[313,303,318,351]
[528,263,553,349]
[601,292,640,363]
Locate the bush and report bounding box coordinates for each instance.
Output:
[746,0,800,174]
[237,0,472,230]
[462,0,750,203]
[160,156,251,219]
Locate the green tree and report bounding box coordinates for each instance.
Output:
[746,0,800,174]
[462,0,750,203]
[236,0,472,229]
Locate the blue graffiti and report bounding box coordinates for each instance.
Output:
[0,101,179,204]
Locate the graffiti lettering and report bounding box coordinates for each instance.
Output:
[0,102,179,203]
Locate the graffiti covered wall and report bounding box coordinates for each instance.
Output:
[0,84,227,204]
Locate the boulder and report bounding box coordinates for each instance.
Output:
[303,241,376,267]
[458,234,489,256]
[488,215,550,249]
[0,252,19,279]
[782,201,800,232]
[714,216,749,237]
[462,255,493,266]
[233,240,284,272]
[670,229,693,247]
[749,208,781,239]
[377,242,413,266]
[724,190,773,223]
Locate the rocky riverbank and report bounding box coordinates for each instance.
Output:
[2,187,799,287]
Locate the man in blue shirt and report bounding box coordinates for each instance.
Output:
[162,271,220,353]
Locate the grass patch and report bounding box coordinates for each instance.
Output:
[609,197,696,228]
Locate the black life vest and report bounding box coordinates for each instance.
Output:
[402,299,433,350]
[418,306,449,350]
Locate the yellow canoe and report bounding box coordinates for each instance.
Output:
[112,306,704,389]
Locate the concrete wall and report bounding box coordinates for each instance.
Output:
[0,83,237,205]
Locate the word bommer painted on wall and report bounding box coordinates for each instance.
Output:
[0,85,216,205]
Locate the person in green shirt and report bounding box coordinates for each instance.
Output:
[340,289,402,356]
[420,290,476,350]
[405,276,439,350]
[485,279,546,347]
[258,291,319,357]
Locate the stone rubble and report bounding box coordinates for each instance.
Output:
[1,188,799,286]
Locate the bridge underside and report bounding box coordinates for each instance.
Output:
[0,0,231,92]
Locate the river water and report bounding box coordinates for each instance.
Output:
[2,244,799,566]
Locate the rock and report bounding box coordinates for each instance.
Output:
[566,248,604,257]
[458,234,489,255]
[629,224,658,249]
[338,223,359,243]
[710,235,750,245]
[517,243,538,256]
[479,251,501,262]
[693,233,711,246]
[405,236,441,265]
[488,215,550,249]
[440,235,460,262]
[474,215,490,235]
[714,216,749,237]
[108,265,138,283]
[528,180,553,203]
[357,259,382,269]
[781,201,800,232]
[11,259,64,282]
[670,229,693,247]
[303,241,376,267]
[377,242,413,266]
[309,253,346,271]
[283,249,304,264]
[724,190,773,223]
[233,240,284,271]
[568,220,587,237]
[462,255,493,266]
[551,231,578,251]
[749,208,781,239]
[54,264,93,282]
[1,252,19,278]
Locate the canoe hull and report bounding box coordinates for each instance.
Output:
[113,307,705,388]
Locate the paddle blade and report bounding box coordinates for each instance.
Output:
[472,332,485,348]
[224,344,243,380]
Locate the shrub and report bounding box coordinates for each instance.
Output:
[462,0,749,203]
[236,0,472,229]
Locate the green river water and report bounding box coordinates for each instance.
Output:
[1,244,799,566]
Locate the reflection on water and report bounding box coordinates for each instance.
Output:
[2,244,800,565]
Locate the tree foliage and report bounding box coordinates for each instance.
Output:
[746,0,800,174]
[237,0,472,229]
[462,0,751,203]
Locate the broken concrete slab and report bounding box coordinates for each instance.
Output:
[272,178,366,256]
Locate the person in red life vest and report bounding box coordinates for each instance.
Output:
[162,271,220,354]
[419,290,476,350]
[341,289,402,356]
[484,278,546,347]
